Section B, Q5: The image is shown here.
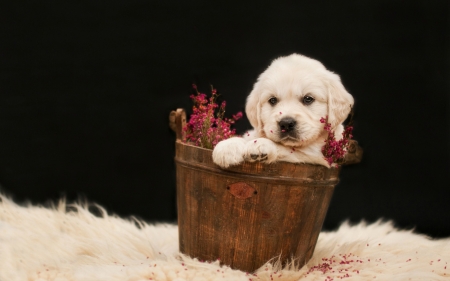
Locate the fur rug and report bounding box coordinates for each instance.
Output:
[0,196,449,281]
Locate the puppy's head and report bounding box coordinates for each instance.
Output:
[245,54,354,147]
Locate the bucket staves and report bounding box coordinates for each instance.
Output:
[170,108,361,272]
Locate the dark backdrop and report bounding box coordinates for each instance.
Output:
[1,1,449,237]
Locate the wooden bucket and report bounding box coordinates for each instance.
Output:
[170,108,362,272]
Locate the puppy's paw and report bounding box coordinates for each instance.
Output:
[244,138,278,163]
[212,137,247,168]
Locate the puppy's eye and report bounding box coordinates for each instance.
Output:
[268,97,278,105]
[302,95,315,105]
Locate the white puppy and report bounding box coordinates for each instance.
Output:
[212,53,354,168]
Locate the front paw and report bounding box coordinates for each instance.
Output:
[212,137,247,168]
[244,138,278,163]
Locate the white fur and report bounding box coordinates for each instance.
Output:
[1,195,449,281]
[213,53,354,168]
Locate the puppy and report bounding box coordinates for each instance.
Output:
[212,53,354,168]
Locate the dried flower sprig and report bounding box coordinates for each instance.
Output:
[320,116,354,166]
[183,84,243,149]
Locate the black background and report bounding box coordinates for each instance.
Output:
[1,1,449,237]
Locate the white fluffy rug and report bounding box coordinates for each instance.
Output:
[1,195,449,281]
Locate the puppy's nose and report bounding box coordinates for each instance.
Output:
[279,117,297,132]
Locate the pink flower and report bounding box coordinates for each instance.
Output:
[183,84,242,149]
[320,116,354,166]
[232,112,243,120]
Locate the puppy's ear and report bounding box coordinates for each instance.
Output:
[327,74,354,129]
[245,84,262,131]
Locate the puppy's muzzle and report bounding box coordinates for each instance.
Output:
[279,117,298,138]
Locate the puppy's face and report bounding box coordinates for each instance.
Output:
[258,74,329,147]
[246,54,354,147]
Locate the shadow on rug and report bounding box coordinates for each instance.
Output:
[0,195,448,281]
